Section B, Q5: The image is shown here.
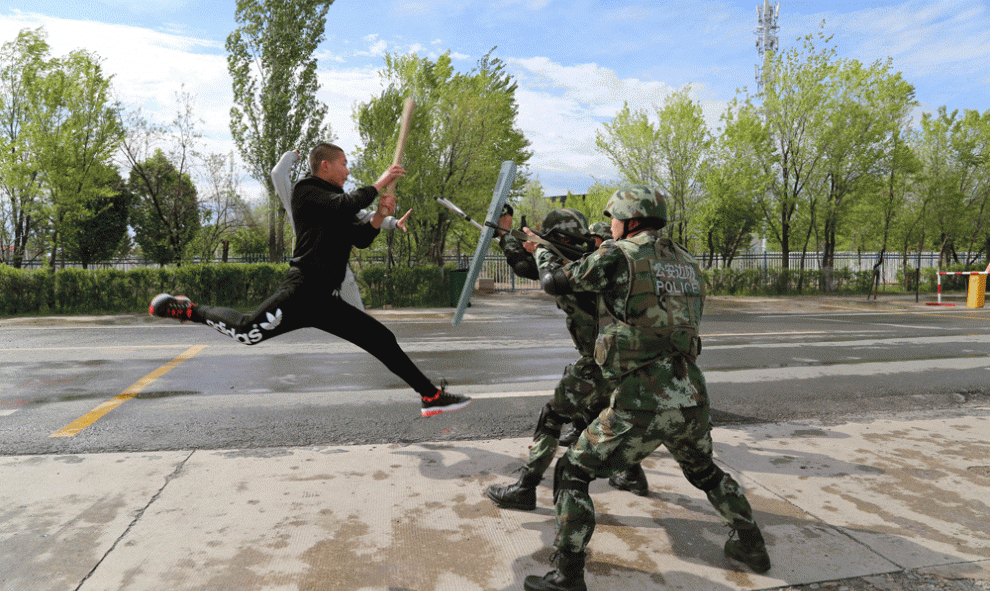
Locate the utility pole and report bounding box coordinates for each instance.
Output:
[754,1,780,266]
[754,0,780,91]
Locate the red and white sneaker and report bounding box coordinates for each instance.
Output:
[149,293,194,321]
[421,381,471,417]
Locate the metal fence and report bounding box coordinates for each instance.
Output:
[2,250,968,291]
[703,251,950,285]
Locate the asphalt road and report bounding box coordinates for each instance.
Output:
[2,291,989,456]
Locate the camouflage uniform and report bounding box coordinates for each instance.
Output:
[526,245,607,475]
[496,217,608,477]
[588,222,612,244]
[527,187,768,591]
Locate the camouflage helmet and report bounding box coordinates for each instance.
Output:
[588,222,612,242]
[542,208,590,239]
[604,185,668,223]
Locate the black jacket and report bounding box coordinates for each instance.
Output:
[289,175,380,289]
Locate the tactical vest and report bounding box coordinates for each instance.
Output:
[594,232,704,379]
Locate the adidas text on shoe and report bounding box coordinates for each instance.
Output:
[149,293,194,321]
[421,387,471,417]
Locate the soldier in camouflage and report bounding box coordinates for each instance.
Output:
[587,221,612,246]
[522,186,771,591]
[486,209,650,513]
[553,219,618,449]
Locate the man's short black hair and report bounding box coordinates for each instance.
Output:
[309,143,344,175]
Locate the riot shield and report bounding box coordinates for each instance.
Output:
[452,160,516,326]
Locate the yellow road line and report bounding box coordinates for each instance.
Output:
[50,345,207,438]
[1,345,194,353]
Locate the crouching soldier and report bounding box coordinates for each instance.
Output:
[486,209,650,512]
[522,185,770,591]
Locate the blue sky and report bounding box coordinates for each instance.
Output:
[1,0,987,198]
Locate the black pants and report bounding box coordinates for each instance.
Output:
[190,267,437,397]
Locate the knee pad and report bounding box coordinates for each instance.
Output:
[685,462,726,492]
[553,453,593,504]
[534,402,568,441]
[540,263,573,295]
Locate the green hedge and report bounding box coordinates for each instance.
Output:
[0,264,290,317]
[357,263,449,308]
[703,267,877,296]
[5,259,964,317]
[0,262,454,317]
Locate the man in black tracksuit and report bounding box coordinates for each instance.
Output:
[149,143,470,417]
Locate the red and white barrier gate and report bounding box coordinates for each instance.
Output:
[928,271,989,306]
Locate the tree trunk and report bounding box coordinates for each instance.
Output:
[780,216,791,270]
[267,197,277,262]
[48,228,59,270]
[726,225,748,268]
[276,207,286,261]
[706,230,715,270]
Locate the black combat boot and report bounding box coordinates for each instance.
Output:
[485,469,542,511]
[725,526,771,573]
[607,463,649,496]
[524,549,587,591]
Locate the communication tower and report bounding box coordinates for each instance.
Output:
[754,0,780,90]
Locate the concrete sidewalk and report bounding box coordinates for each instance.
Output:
[2,405,988,591]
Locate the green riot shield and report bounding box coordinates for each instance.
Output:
[452,160,516,326]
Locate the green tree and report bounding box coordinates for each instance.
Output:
[189,151,249,261]
[120,91,204,267]
[560,181,618,230]
[595,87,711,249]
[815,58,915,283]
[846,127,921,275]
[1,28,122,269]
[226,0,333,262]
[0,28,48,268]
[351,51,531,265]
[227,200,269,258]
[653,87,712,248]
[750,28,838,269]
[128,149,200,266]
[61,163,132,269]
[951,109,990,263]
[909,108,970,267]
[902,108,990,268]
[699,104,769,268]
[595,103,661,187]
[514,178,554,231]
[27,45,124,268]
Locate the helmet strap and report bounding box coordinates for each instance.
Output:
[623,218,647,239]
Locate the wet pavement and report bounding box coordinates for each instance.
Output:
[1,292,989,590]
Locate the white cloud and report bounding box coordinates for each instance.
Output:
[508,57,674,114]
[499,0,552,9]
[505,56,737,195]
[392,0,468,19]
[506,57,677,191]
[315,67,384,153]
[92,0,193,15]
[1,12,230,138]
[781,1,990,82]
[356,34,388,57]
